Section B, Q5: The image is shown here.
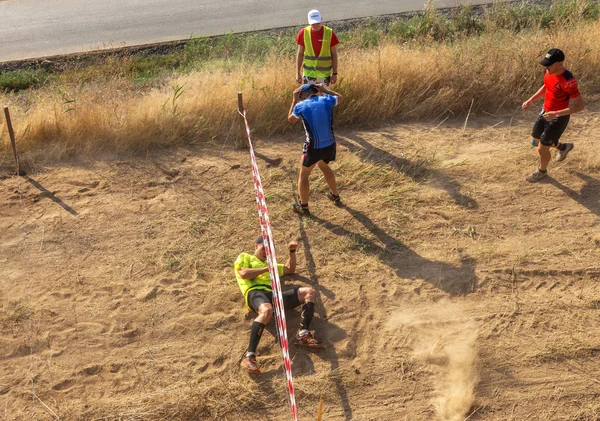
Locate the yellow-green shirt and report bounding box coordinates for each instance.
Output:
[234,252,284,309]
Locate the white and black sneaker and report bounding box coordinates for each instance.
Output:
[526,169,548,183]
[292,203,310,216]
[555,143,574,162]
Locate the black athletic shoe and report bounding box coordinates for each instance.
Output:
[327,191,341,206]
[292,204,310,216]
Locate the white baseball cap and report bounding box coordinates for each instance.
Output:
[307,9,322,24]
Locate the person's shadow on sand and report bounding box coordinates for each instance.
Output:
[338,133,478,210]
[311,203,478,295]
[292,220,355,421]
[546,172,600,218]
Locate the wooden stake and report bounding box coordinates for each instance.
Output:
[237,92,244,113]
[237,92,248,149]
[3,106,24,176]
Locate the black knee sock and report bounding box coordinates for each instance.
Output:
[248,321,265,355]
[299,302,314,331]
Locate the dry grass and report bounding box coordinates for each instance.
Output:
[2,19,600,165]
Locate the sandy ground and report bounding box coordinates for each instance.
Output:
[1,109,600,420]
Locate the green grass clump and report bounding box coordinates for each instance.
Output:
[486,0,600,31]
[185,32,296,64]
[0,69,49,92]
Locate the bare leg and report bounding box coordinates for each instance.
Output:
[255,303,273,324]
[298,159,317,205]
[297,286,316,304]
[538,144,551,171]
[317,161,338,196]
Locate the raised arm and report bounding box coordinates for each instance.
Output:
[317,83,343,104]
[283,241,299,275]
[288,87,303,123]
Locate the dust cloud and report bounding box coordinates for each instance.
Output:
[387,301,479,421]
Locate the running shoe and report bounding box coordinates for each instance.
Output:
[294,331,324,348]
[526,169,548,183]
[555,143,574,162]
[292,203,310,216]
[241,355,261,372]
[327,191,342,206]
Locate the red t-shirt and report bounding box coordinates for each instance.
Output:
[543,69,580,112]
[296,26,339,57]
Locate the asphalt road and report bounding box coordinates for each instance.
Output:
[0,0,497,62]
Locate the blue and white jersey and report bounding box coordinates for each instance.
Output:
[292,94,338,151]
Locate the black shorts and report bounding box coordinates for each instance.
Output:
[302,143,336,168]
[247,287,301,313]
[532,113,570,146]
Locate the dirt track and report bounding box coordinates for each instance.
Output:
[1,110,599,420]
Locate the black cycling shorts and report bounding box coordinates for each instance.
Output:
[532,113,570,146]
[247,287,301,313]
[302,143,336,168]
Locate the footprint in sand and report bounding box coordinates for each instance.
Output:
[52,378,75,391]
[80,365,103,376]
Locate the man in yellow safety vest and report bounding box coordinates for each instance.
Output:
[295,9,339,88]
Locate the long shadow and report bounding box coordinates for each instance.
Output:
[546,172,600,218]
[311,203,478,295]
[254,151,283,168]
[295,217,354,421]
[282,162,353,419]
[26,177,78,216]
[338,133,478,210]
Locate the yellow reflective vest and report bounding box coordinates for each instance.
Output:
[303,25,333,78]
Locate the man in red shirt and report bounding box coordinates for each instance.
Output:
[295,9,339,88]
[522,48,585,182]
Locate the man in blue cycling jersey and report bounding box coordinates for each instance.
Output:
[288,83,343,215]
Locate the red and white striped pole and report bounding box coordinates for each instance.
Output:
[238,93,298,421]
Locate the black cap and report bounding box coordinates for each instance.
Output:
[539,48,565,66]
[256,235,265,245]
